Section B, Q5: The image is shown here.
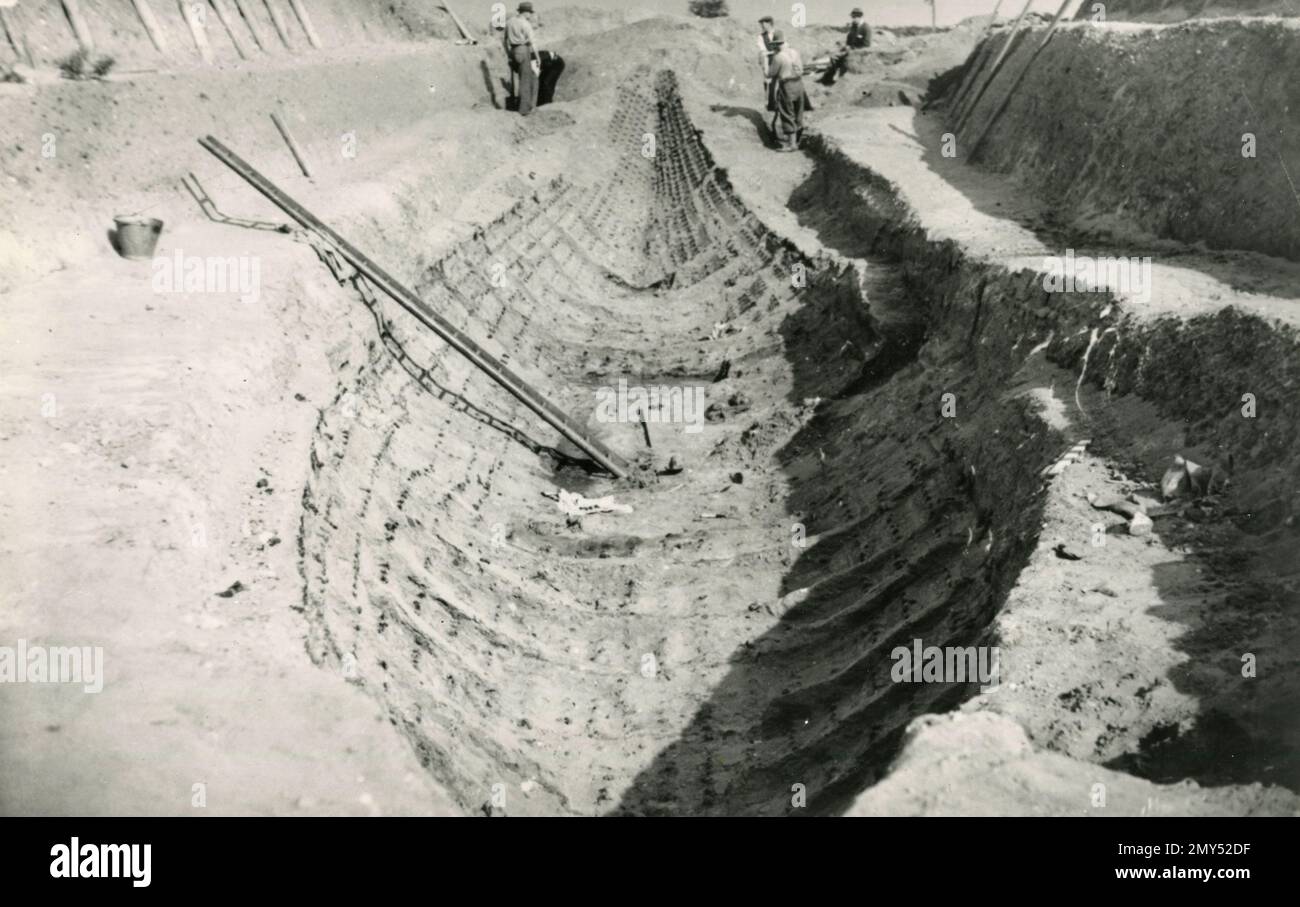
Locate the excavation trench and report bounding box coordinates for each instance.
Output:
[298,70,1064,815]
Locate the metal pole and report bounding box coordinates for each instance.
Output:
[198,135,632,479]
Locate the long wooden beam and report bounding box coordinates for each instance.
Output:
[61,0,95,52]
[262,0,293,49]
[952,0,1033,134]
[967,0,1077,160]
[198,135,632,479]
[131,0,168,53]
[232,0,270,52]
[440,1,477,44]
[179,0,215,64]
[287,0,322,49]
[269,111,312,177]
[210,0,253,60]
[946,0,1004,113]
[0,8,27,64]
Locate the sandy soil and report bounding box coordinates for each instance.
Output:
[0,38,585,814]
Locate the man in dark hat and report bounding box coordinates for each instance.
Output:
[766,30,806,152]
[503,2,541,115]
[823,7,873,85]
[846,7,872,48]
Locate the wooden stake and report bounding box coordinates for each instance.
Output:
[180,0,215,64]
[8,5,35,67]
[61,0,94,52]
[130,0,168,53]
[967,0,1077,160]
[0,9,24,62]
[270,111,313,177]
[261,0,293,49]
[948,0,1006,113]
[287,0,321,49]
[440,1,477,45]
[231,0,269,52]
[209,0,252,59]
[947,34,993,114]
[953,0,1033,133]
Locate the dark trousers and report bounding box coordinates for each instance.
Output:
[537,50,565,106]
[509,44,538,116]
[823,50,849,84]
[772,78,805,149]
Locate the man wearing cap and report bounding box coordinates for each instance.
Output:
[504,2,541,116]
[846,7,872,48]
[766,30,806,152]
[755,16,780,113]
[823,7,872,85]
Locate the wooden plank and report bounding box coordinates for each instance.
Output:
[6,5,36,67]
[967,0,1078,160]
[198,135,632,479]
[61,0,94,51]
[440,1,477,44]
[946,0,1003,112]
[269,111,313,177]
[0,9,24,63]
[287,0,321,49]
[952,0,1033,133]
[209,0,253,59]
[231,0,269,52]
[946,36,993,114]
[131,0,169,53]
[179,0,216,64]
[261,0,293,49]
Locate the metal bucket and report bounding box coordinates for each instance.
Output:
[113,215,163,259]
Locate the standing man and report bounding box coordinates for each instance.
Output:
[755,15,779,114]
[504,2,541,116]
[767,31,806,152]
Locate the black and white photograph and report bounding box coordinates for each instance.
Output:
[0,0,1295,880]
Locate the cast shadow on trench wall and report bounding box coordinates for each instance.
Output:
[611,259,1050,815]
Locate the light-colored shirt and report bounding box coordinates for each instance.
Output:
[756,30,776,74]
[504,15,534,49]
[768,47,803,81]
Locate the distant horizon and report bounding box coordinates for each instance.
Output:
[534,0,1073,28]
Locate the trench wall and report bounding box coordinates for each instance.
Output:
[949,18,1300,263]
[1075,1,1294,22]
[0,0,461,71]
[806,130,1300,511]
